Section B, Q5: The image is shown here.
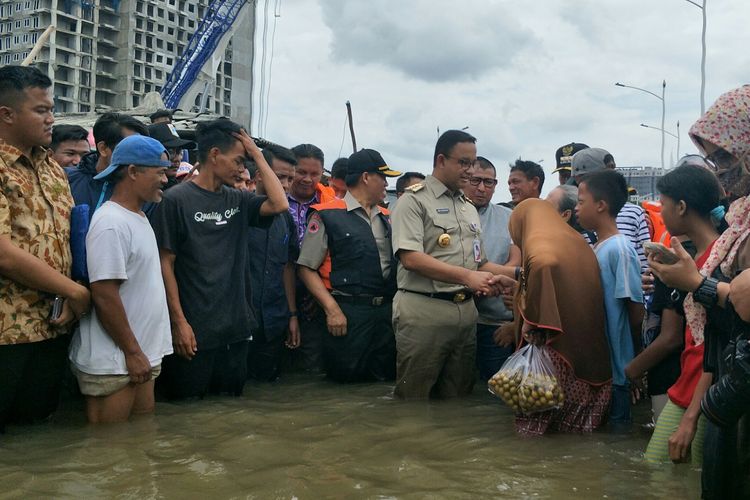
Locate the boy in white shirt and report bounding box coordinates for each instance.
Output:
[69,135,173,423]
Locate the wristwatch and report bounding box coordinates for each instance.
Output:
[694,276,720,309]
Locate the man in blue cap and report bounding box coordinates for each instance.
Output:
[69,135,174,423]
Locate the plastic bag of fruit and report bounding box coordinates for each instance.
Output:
[488,344,565,414]
[487,346,528,413]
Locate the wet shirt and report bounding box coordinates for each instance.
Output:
[475,203,513,324]
[248,212,298,335]
[150,182,271,349]
[297,191,392,280]
[0,142,74,344]
[391,175,485,294]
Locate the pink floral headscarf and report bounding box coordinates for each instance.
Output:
[684,85,750,345]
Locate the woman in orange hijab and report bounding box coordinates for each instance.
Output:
[508,199,612,435]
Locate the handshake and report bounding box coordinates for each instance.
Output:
[466,271,517,298]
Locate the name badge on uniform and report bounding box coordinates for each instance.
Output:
[436,208,449,214]
[473,239,482,262]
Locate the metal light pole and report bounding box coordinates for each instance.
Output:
[616,81,666,169]
[683,0,707,114]
[640,123,679,139]
[641,121,680,165]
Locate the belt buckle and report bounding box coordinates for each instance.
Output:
[453,292,466,303]
[372,296,384,306]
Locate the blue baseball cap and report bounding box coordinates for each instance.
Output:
[94,135,171,180]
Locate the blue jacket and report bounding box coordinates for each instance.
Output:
[64,152,113,210]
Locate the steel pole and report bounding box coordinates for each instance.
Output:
[661,80,666,169]
[676,121,681,160]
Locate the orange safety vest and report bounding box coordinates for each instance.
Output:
[641,200,671,246]
[316,183,337,204]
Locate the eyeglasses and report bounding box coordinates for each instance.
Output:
[444,155,477,169]
[468,176,498,187]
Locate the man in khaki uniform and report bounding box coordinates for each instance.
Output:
[391,130,515,399]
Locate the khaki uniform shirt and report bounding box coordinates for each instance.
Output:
[297,191,392,280]
[0,141,74,344]
[391,175,485,294]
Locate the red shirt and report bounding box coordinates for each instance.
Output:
[667,241,715,408]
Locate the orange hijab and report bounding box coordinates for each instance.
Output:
[510,199,611,385]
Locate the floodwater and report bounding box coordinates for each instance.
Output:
[0,375,700,499]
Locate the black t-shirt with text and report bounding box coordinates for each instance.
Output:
[150,182,271,349]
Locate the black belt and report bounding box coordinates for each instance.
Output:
[400,289,474,303]
[333,294,391,306]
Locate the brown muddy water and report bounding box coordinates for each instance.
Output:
[0,375,699,499]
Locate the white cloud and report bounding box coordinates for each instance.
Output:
[256,0,750,201]
[319,0,537,83]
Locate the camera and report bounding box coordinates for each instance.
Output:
[701,337,750,427]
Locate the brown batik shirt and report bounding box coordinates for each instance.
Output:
[0,140,74,344]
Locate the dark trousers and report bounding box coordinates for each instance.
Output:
[323,299,396,383]
[157,340,249,400]
[701,418,750,499]
[247,328,285,382]
[0,335,70,431]
[609,384,632,430]
[475,323,514,381]
[286,312,325,373]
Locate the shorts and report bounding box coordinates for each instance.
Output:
[73,364,162,397]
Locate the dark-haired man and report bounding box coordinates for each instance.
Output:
[50,124,90,168]
[391,130,515,399]
[329,157,348,199]
[298,149,401,382]
[287,144,336,373]
[246,145,299,381]
[463,156,520,380]
[395,171,426,198]
[65,112,149,212]
[288,144,336,247]
[150,119,288,400]
[0,65,91,430]
[507,158,544,206]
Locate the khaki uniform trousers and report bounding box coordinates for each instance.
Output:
[392,290,478,399]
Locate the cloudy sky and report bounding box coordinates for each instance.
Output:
[252,0,750,202]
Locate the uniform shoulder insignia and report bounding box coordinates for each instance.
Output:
[405,182,425,193]
[465,196,475,205]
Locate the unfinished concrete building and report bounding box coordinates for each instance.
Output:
[0,0,254,125]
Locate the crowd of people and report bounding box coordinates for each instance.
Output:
[1,64,749,498]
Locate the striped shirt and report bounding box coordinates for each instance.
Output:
[617,203,650,272]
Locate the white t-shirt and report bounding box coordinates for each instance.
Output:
[69,201,173,375]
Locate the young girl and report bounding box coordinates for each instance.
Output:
[643,163,724,465]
